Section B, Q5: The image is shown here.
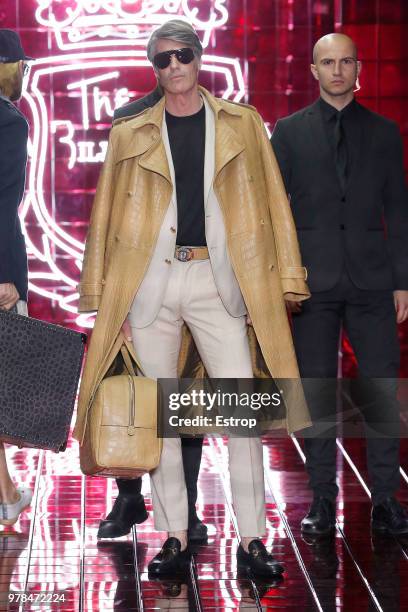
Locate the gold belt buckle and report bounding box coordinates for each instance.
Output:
[175,246,193,262]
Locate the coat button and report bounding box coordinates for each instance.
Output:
[165,259,172,264]
[269,263,274,270]
[260,219,265,225]
[170,226,176,233]
[248,175,254,182]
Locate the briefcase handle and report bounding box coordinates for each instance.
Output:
[120,336,150,378]
[120,344,137,377]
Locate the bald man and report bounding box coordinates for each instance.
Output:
[272,33,408,535]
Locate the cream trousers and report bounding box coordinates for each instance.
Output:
[130,258,266,537]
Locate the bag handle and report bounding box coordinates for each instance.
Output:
[120,338,147,377]
[120,344,136,376]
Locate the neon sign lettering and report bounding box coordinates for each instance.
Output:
[35,0,229,49]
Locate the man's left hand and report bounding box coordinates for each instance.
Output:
[121,317,133,341]
[394,290,408,324]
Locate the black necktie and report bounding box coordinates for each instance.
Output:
[334,112,347,192]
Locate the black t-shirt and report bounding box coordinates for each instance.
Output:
[166,104,206,246]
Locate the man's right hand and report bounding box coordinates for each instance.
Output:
[0,283,19,310]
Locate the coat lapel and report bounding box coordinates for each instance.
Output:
[116,97,173,186]
[306,101,343,191]
[116,88,245,189]
[202,95,215,206]
[345,102,365,194]
[198,87,246,181]
[306,101,333,161]
[161,109,177,216]
[138,140,172,185]
[306,99,367,194]
[214,116,245,180]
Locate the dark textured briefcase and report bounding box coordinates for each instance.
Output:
[0,311,86,452]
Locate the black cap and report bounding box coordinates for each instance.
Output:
[0,29,34,63]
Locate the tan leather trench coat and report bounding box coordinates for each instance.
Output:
[73,87,311,443]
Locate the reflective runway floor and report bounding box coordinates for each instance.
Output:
[2,433,408,611]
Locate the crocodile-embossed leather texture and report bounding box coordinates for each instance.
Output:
[0,311,86,452]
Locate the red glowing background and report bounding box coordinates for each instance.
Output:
[0,0,407,373]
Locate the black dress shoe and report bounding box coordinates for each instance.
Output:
[237,539,284,579]
[97,493,148,539]
[302,533,338,579]
[148,537,191,578]
[188,514,208,543]
[371,497,408,535]
[301,497,336,536]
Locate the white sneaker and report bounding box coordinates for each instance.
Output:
[0,487,33,525]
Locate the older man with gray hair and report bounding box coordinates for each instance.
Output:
[76,18,310,579]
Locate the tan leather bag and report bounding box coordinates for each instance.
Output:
[80,344,162,478]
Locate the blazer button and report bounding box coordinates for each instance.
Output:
[127,191,133,196]
[269,263,274,270]
[248,175,254,182]
[170,226,176,233]
[165,259,172,264]
[260,219,265,225]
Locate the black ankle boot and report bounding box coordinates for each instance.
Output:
[97,493,148,539]
[301,497,336,536]
[371,497,408,535]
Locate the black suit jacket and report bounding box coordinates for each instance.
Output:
[0,96,28,300]
[113,87,162,121]
[271,100,408,292]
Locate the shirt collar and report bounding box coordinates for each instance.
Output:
[319,97,357,121]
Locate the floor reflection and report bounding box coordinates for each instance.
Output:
[1,438,408,609]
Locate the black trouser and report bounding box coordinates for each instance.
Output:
[116,436,204,519]
[292,269,401,504]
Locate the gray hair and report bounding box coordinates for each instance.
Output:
[146,19,203,63]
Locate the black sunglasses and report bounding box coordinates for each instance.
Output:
[153,47,195,70]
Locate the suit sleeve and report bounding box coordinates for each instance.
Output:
[383,123,408,290]
[77,131,117,311]
[270,119,291,192]
[254,112,310,301]
[0,116,26,284]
